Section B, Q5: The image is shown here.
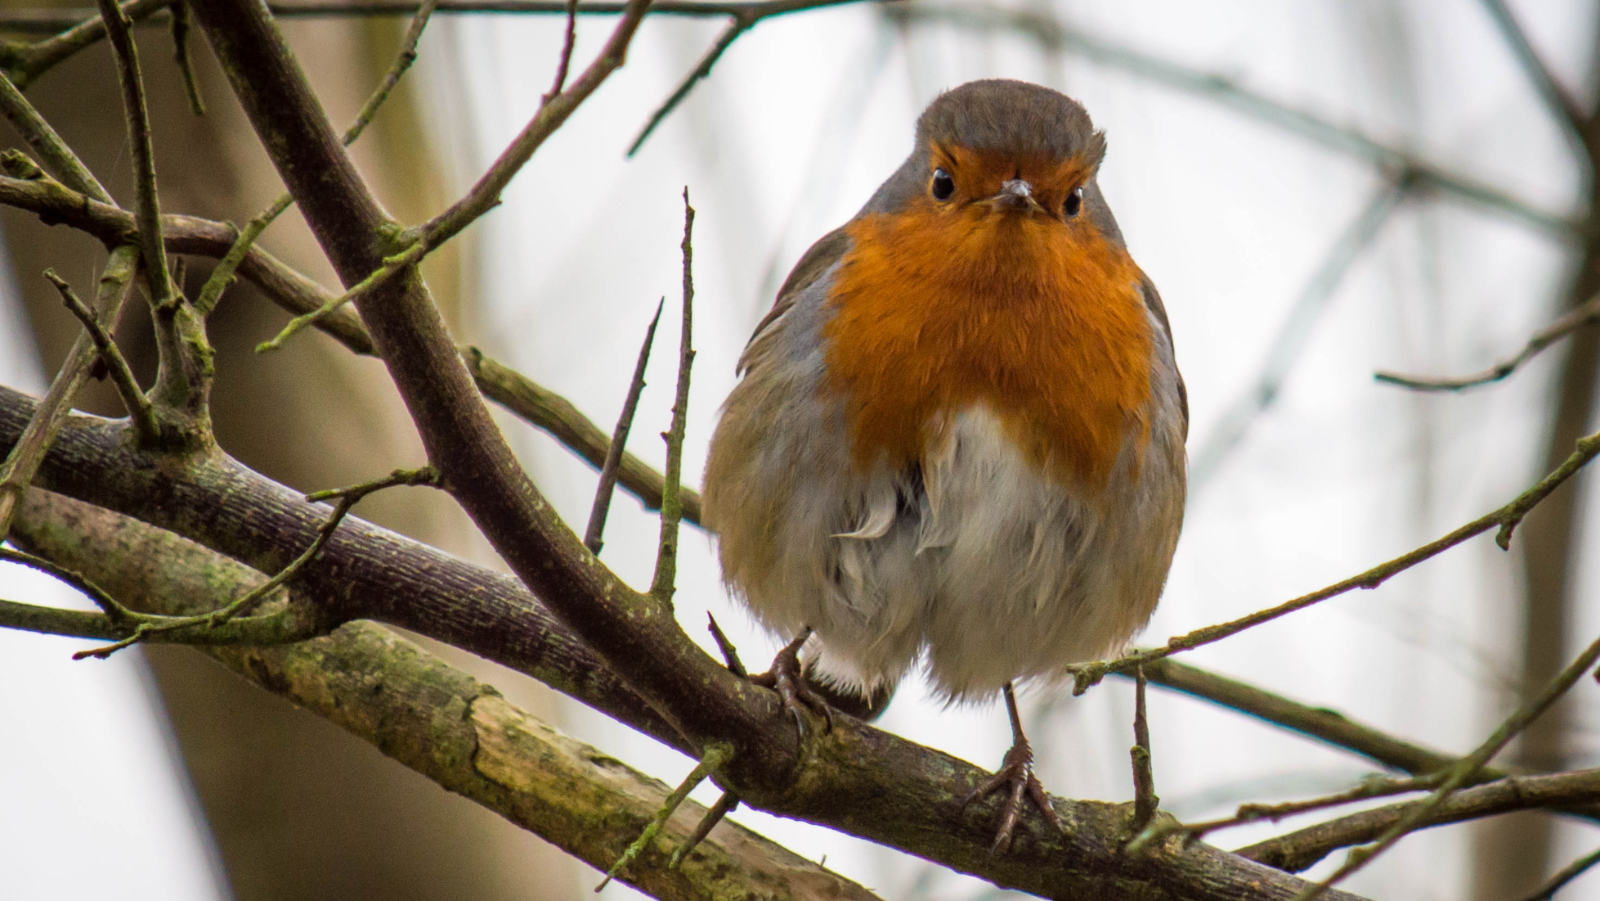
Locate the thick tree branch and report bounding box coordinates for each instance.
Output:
[8,488,884,901]
[0,171,702,521]
[0,388,1365,900]
[189,0,776,774]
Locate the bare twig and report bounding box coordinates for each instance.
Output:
[1072,429,1600,693]
[409,0,653,264]
[0,169,705,520]
[0,0,878,32]
[0,545,135,620]
[96,0,174,310]
[627,0,865,155]
[1291,629,1600,899]
[3,0,170,88]
[1129,665,1159,833]
[0,546,322,648]
[1190,180,1407,489]
[43,270,156,441]
[650,192,694,604]
[1376,291,1600,391]
[629,15,745,156]
[598,742,733,890]
[1477,0,1586,139]
[255,0,652,350]
[169,2,205,114]
[585,299,663,555]
[543,0,579,102]
[886,2,1579,238]
[1131,773,1440,855]
[0,248,140,537]
[705,612,747,677]
[198,0,440,316]
[74,464,438,658]
[1133,659,1480,779]
[669,789,740,869]
[0,73,113,201]
[1520,844,1600,901]
[1238,769,1600,874]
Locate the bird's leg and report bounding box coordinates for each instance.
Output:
[748,626,833,738]
[963,682,1062,855]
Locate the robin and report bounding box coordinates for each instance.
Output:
[702,78,1188,852]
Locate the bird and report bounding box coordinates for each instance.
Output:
[702,78,1188,853]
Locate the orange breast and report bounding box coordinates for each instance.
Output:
[821,202,1154,490]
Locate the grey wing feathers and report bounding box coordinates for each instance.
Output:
[1139,273,1188,437]
[738,226,852,374]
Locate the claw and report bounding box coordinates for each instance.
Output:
[962,683,1063,855]
[964,739,1060,855]
[749,627,832,738]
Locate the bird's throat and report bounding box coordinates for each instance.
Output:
[823,205,1155,490]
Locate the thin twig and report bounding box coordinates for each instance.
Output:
[1476,0,1587,139]
[0,248,140,537]
[256,239,425,350]
[420,0,652,244]
[1376,291,1600,392]
[1071,429,1600,693]
[706,612,746,677]
[628,14,747,156]
[585,298,663,554]
[626,0,864,155]
[1520,844,1600,901]
[201,0,440,318]
[650,191,694,605]
[0,71,113,202]
[74,465,438,658]
[96,0,174,310]
[543,0,579,102]
[0,546,135,621]
[0,168,707,523]
[4,0,170,89]
[43,269,156,441]
[169,2,205,115]
[252,0,655,347]
[0,76,142,535]
[1238,769,1600,874]
[2,0,867,30]
[1129,664,1159,833]
[1131,658,1496,781]
[670,790,740,869]
[1291,629,1600,900]
[1190,180,1407,489]
[346,0,441,142]
[0,547,323,647]
[597,742,733,890]
[1130,773,1439,855]
[886,2,1579,238]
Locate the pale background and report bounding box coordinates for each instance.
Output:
[1,1,1595,899]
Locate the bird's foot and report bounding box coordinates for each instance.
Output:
[748,628,833,739]
[963,738,1061,855]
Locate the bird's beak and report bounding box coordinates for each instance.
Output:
[985,178,1046,215]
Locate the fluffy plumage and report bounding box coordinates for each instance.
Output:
[702,79,1187,704]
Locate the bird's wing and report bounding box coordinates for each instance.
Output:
[737,225,852,374]
[1139,273,1188,437]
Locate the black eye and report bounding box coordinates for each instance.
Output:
[931,168,955,201]
[1064,186,1084,218]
